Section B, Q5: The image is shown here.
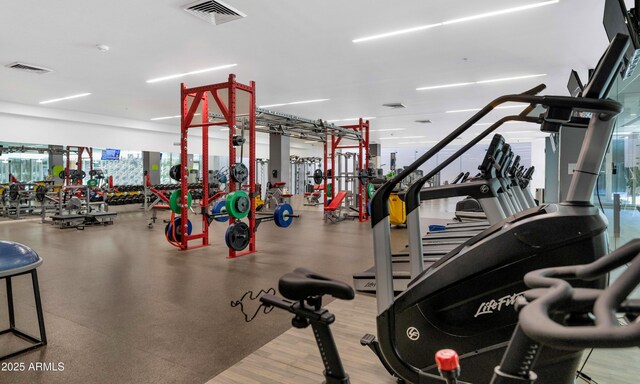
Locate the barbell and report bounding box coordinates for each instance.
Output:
[223,203,298,251]
[312,168,375,186]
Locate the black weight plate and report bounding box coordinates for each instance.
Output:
[230,163,249,184]
[225,221,250,251]
[8,184,19,201]
[232,135,245,146]
[358,170,369,185]
[170,164,181,182]
[313,169,324,185]
[35,186,48,202]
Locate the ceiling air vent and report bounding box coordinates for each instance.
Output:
[183,0,246,25]
[415,119,431,124]
[5,62,52,75]
[382,102,406,109]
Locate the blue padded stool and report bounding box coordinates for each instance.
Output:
[0,241,46,360]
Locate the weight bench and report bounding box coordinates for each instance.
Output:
[85,212,117,225]
[0,241,47,360]
[50,214,86,229]
[304,185,323,206]
[324,191,351,223]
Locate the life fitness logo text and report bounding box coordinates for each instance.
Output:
[474,292,524,318]
[406,327,420,341]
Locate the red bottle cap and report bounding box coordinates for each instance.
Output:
[435,349,460,371]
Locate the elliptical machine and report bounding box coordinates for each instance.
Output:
[262,33,631,384]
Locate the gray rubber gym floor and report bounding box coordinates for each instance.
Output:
[0,204,398,384]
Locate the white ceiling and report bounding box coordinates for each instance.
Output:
[0,0,612,144]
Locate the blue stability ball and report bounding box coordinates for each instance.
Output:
[0,241,41,275]
[274,203,294,228]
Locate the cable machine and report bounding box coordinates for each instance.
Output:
[323,119,371,222]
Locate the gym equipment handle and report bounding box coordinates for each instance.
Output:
[518,239,640,349]
[369,90,623,227]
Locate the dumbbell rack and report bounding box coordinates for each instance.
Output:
[177,74,257,257]
[1,183,39,219]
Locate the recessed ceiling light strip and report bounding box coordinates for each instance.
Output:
[417,74,546,91]
[39,93,91,105]
[150,113,201,121]
[353,0,559,43]
[146,64,237,83]
[259,99,329,109]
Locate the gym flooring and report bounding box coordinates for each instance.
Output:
[0,198,637,383]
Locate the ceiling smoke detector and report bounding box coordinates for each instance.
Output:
[183,0,246,25]
[415,119,432,124]
[5,62,52,75]
[382,102,406,109]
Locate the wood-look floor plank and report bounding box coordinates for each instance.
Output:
[208,294,640,384]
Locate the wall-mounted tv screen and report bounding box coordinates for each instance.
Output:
[101,149,120,161]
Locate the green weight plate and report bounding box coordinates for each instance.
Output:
[52,165,65,179]
[367,183,375,198]
[225,190,250,219]
[87,179,98,187]
[169,190,192,214]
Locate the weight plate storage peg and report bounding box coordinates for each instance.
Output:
[166,217,192,243]
[274,203,294,228]
[169,190,192,214]
[230,163,249,184]
[225,190,250,219]
[169,164,181,182]
[225,221,250,251]
[211,200,229,222]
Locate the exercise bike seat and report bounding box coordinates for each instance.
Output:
[279,268,355,301]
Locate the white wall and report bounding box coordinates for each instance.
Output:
[530,138,546,191]
[0,101,319,158]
